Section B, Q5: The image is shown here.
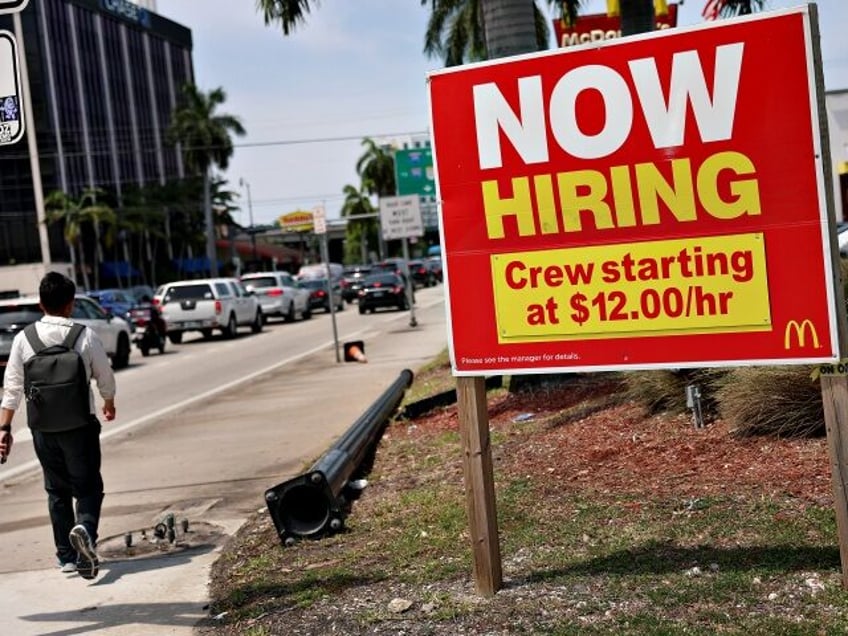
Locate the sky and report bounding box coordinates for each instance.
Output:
[154,0,848,227]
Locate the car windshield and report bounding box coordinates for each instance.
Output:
[243,276,278,289]
[163,284,214,303]
[364,273,401,286]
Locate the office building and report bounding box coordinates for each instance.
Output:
[0,0,193,267]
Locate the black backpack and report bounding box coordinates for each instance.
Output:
[23,323,91,432]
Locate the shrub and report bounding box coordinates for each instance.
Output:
[623,368,727,420]
[711,366,823,438]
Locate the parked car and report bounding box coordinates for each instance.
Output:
[408,259,436,288]
[241,271,312,322]
[340,265,372,303]
[86,288,136,319]
[158,278,263,343]
[0,294,133,378]
[358,272,411,314]
[300,278,345,313]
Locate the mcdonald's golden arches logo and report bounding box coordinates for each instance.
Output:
[783,319,820,350]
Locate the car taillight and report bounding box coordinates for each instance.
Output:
[267,289,283,296]
[393,286,403,294]
[316,290,326,298]
[215,300,222,314]
[373,282,382,288]
[152,298,160,306]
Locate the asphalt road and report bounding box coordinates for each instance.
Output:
[0,284,449,635]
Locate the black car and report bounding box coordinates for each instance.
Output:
[358,273,410,314]
[340,265,372,303]
[300,278,345,313]
[408,259,436,288]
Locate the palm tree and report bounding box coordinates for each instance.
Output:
[45,188,116,291]
[257,0,557,64]
[715,0,764,18]
[340,183,377,263]
[423,0,569,66]
[166,84,246,277]
[356,138,396,198]
[617,0,763,37]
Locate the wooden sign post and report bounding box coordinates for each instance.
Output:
[457,376,502,596]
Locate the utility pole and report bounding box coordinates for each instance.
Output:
[239,177,257,265]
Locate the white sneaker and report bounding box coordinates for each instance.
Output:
[69,524,99,580]
[59,561,76,573]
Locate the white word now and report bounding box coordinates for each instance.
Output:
[473,42,745,169]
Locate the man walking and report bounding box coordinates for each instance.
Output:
[0,272,116,579]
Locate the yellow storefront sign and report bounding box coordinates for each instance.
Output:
[278,210,314,232]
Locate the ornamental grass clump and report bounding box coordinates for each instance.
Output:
[712,365,823,438]
[623,368,726,419]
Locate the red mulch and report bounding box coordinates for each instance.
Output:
[400,376,833,506]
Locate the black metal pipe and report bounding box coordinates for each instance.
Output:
[265,369,414,544]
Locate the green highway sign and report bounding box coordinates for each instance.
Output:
[394,147,435,197]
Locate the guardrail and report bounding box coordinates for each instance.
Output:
[264,369,414,545]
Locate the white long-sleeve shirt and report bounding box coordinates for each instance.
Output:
[1,315,116,414]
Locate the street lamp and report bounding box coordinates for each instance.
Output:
[239,177,258,265]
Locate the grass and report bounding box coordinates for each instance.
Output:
[200,358,848,636]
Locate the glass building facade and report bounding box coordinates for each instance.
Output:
[0,0,193,265]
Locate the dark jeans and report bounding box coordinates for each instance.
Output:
[32,417,103,564]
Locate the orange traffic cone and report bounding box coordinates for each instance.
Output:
[344,340,368,363]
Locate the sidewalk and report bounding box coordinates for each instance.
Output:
[0,295,448,635]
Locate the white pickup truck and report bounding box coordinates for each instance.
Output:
[158,278,263,344]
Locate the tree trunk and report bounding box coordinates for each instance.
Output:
[481,0,537,60]
[67,240,79,287]
[93,221,102,290]
[122,235,133,287]
[203,168,218,277]
[77,237,91,292]
[620,0,655,37]
[143,228,153,285]
[164,206,174,260]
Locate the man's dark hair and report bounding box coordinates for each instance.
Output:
[39,272,76,314]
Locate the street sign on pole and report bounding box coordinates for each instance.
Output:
[379,195,423,240]
[313,204,327,235]
[0,30,24,146]
[0,0,30,15]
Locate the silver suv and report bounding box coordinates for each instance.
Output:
[241,271,312,323]
[158,278,263,344]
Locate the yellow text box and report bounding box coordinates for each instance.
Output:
[491,233,772,343]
